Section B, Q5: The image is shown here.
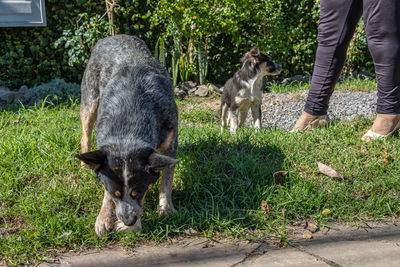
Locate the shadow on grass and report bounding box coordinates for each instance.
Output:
[143,129,286,235]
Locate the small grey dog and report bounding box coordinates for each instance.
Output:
[220,47,281,132]
[76,35,178,237]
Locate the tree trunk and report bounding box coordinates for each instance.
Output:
[188,38,194,66]
[105,0,118,35]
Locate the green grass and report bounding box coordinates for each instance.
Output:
[1,79,399,265]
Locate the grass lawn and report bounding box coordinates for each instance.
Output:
[1,79,399,265]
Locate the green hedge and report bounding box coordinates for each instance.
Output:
[0,0,373,89]
[0,0,153,89]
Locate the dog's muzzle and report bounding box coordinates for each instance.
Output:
[273,64,282,75]
[116,201,142,226]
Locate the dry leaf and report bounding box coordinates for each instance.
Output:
[322,209,332,216]
[316,162,344,180]
[202,242,214,248]
[273,171,288,187]
[261,200,270,214]
[304,220,319,233]
[185,228,201,236]
[302,230,313,239]
[280,241,288,248]
[383,151,389,163]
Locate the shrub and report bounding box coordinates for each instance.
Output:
[29,78,80,105]
[0,0,375,88]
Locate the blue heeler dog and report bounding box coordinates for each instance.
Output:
[76,35,179,237]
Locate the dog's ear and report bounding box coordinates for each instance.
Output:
[250,47,260,57]
[240,53,249,64]
[76,150,107,170]
[147,153,178,172]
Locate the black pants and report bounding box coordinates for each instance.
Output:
[304,0,400,115]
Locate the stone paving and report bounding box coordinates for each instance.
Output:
[39,222,400,267]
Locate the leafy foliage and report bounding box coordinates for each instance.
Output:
[0,0,375,88]
[0,0,154,89]
[54,13,114,67]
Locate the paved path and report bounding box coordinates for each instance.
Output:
[39,222,400,267]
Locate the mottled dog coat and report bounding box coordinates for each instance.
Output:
[76,35,178,237]
[220,47,281,132]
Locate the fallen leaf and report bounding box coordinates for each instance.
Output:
[261,200,270,214]
[383,151,388,163]
[185,228,201,236]
[322,209,332,216]
[202,242,214,248]
[273,171,288,187]
[302,231,313,239]
[304,220,319,233]
[280,241,288,248]
[316,162,344,180]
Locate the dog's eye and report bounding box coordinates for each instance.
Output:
[114,190,121,198]
[131,190,137,198]
[111,166,119,172]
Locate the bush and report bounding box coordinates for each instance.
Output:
[0,0,154,89]
[29,78,80,105]
[0,0,375,88]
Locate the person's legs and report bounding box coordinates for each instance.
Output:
[361,0,400,141]
[364,0,400,115]
[294,0,363,130]
[305,0,363,115]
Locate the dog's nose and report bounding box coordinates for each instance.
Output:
[123,215,137,226]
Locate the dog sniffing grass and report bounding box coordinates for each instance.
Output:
[1,80,400,265]
[76,35,179,237]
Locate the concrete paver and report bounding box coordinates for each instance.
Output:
[39,222,400,267]
[39,238,258,267]
[243,247,329,267]
[295,222,400,267]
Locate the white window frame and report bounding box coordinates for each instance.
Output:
[0,0,46,27]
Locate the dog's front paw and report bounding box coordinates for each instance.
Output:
[95,213,114,237]
[113,219,142,233]
[158,205,178,216]
[158,197,177,216]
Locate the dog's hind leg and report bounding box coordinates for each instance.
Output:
[80,97,99,159]
[251,104,262,129]
[238,103,250,128]
[221,103,229,132]
[79,68,100,161]
[229,109,239,133]
[95,189,116,237]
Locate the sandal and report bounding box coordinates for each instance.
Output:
[290,111,328,132]
[361,114,400,142]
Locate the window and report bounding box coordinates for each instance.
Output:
[0,0,46,27]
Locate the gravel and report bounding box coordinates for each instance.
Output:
[250,90,377,130]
